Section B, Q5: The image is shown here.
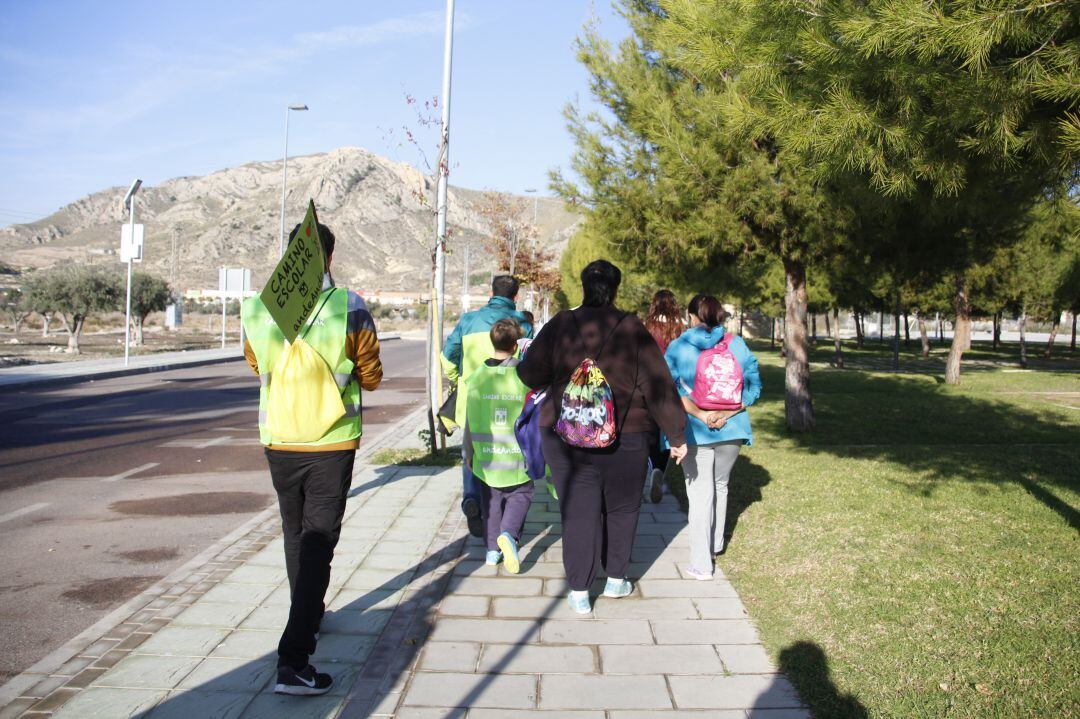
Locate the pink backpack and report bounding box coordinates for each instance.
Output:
[691,335,743,411]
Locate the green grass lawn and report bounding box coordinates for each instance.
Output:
[669,338,1079,718]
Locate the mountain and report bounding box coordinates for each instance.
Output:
[0,147,580,293]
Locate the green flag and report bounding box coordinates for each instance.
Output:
[260,200,326,343]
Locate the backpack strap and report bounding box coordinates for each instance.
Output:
[298,288,338,341]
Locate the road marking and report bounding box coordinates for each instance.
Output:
[101,462,160,483]
[0,503,50,525]
[158,436,245,449]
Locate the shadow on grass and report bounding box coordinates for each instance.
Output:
[751,354,1079,532]
[779,641,868,719]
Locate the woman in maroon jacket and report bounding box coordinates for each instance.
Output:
[517,260,688,615]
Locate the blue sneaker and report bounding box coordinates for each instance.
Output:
[567,590,591,615]
[602,577,633,598]
[485,550,503,566]
[496,532,521,574]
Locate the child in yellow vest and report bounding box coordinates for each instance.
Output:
[463,318,534,573]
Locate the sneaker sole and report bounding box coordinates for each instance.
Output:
[497,534,520,574]
[274,683,332,696]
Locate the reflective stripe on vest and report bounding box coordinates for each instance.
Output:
[465,364,528,488]
[242,288,361,446]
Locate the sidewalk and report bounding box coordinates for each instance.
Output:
[0,424,807,718]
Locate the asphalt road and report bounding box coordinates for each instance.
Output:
[0,339,426,683]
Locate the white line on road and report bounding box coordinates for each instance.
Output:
[101,462,160,483]
[0,503,50,525]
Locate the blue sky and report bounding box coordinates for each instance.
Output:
[0,1,628,225]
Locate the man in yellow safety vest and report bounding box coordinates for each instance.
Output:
[241,222,382,696]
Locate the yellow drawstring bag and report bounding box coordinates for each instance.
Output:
[266,336,346,443]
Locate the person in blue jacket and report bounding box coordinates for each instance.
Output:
[665,294,761,579]
[441,275,533,537]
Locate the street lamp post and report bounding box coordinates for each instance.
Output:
[279,104,308,257]
[122,178,142,368]
[524,187,538,225]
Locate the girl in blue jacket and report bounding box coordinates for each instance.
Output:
[665,295,761,579]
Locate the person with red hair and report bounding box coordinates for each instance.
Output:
[643,290,686,502]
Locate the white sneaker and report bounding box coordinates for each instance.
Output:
[685,566,713,581]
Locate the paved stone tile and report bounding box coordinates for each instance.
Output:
[511,560,567,578]
[627,561,683,579]
[223,565,287,586]
[174,600,258,628]
[144,689,252,719]
[0,697,37,719]
[592,597,698,620]
[261,585,293,606]
[340,569,415,590]
[176,657,275,693]
[652,619,759,645]
[311,633,377,663]
[693,597,750,619]
[417,642,481,672]
[92,655,201,690]
[430,618,541,644]
[327,587,403,612]
[478,644,596,674]
[541,578,610,597]
[199,582,276,605]
[637,579,740,598]
[669,675,803,709]
[446,576,543,596]
[541,620,654,645]
[135,626,230,657]
[540,675,671,710]
[49,687,166,718]
[319,607,394,635]
[240,694,343,718]
[491,596,583,620]
[402,672,537,709]
[237,605,288,631]
[717,644,778,674]
[436,595,489,617]
[362,552,425,571]
[392,708,467,719]
[609,708,743,712]
[600,644,723,674]
[744,708,812,718]
[208,630,280,660]
[470,708,609,712]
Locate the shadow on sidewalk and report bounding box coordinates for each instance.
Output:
[122,469,685,718]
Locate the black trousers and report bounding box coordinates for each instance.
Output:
[265,448,355,670]
[541,429,649,591]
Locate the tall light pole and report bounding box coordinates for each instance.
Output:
[279,103,308,257]
[524,187,538,225]
[122,178,142,367]
[425,0,455,453]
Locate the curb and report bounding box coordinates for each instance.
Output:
[0,333,403,391]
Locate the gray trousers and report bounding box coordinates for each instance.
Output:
[683,441,742,573]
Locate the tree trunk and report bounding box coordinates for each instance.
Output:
[66,315,83,354]
[135,315,145,346]
[42,311,52,337]
[937,314,944,345]
[944,274,971,385]
[1045,315,1059,358]
[878,309,885,343]
[918,314,930,358]
[832,307,844,369]
[824,311,831,338]
[1071,311,1076,350]
[1019,306,1028,368]
[855,311,864,347]
[738,308,744,336]
[811,314,817,343]
[903,312,911,346]
[770,316,775,349]
[783,257,814,432]
[992,310,1001,349]
[892,293,901,371]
